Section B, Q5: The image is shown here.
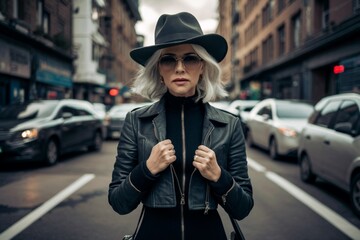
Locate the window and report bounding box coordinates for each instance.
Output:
[278,24,285,56]
[257,105,272,118]
[322,0,329,30]
[355,0,360,12]
[291,13,301,49]
[262,35,273,64]
[262,1,273,27]
[315,100,341,127]
[36,0,50,34]
[333,100,359,136]
[43,11,49,34]
[36,0,43,27]
[60,106,77,117]
[277,0,285,14]
[13,0,18,18]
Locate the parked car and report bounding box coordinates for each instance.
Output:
[92,102,107,119]
[209,101,231,111]
[0,99,104,166]
[298,93,360,217]
[227,100,259,136]
[104,102,151,139]
[92,102,108,138]
[246,98,314,160]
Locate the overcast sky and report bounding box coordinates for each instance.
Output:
[136,0,219,46]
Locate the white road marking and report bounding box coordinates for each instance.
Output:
[247,157,360,239]
[0,174,95,240]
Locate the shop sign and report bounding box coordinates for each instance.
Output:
[36,54,73,87]
[0,39,30,78]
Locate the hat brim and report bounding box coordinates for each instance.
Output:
[130,34,228,66]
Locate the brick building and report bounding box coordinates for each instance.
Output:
[219,0,360,103]
[99,0,142,105]
[0,0,74,106]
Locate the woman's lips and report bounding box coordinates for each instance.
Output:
[173,78,189,85]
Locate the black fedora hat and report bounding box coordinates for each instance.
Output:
[130,12,228,66]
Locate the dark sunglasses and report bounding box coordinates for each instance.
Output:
[158,54,202,70]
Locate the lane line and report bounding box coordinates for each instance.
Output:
[247,158,360,239]
[0,173,95,240]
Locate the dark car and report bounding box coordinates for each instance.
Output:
[298,93,360,217]
[0,99,104,165]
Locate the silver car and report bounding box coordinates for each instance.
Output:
[246,99,314,159]
[104,102,151,139]
[226,100,259,136]
[298,93,360,217]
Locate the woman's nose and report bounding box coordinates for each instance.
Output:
[175,59,185,72]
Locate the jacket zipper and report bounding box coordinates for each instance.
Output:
[180,104,186,240]
[203,125,213,214]
[222,179,236,205]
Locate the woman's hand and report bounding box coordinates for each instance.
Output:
[146,139,176,175]
[193,145,221,182]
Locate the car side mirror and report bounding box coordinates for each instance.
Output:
[62,112,73,119]
[262,114,270,121]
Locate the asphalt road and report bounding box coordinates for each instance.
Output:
[0,140,360,240]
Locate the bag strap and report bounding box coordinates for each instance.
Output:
[132,206,145,238]
[229,215,246,240]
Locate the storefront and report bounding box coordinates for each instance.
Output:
[33,52,73,100]
[0,38,31,106]
[337,55,360,93]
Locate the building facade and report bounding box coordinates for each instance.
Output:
[0,0,74,106]
[72,0,107,103]
[219,0,360,103]
[99,0,141,105]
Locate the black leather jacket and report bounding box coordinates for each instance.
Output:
[108,96,254,220]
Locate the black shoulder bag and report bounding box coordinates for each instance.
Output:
[123,209,246,240]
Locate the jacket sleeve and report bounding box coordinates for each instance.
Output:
[210,117,254,220]
[108,111,158,215]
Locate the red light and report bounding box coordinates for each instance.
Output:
[109,88,119,96]
[333,65,344,74]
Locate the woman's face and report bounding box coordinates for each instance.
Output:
[159,44,203,97]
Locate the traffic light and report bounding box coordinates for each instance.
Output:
[108,88,119,96]
[333,65,345,74]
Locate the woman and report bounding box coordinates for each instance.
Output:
[108,12,254,240]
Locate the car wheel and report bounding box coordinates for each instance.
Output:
[299,154,316,183]
[246,130,254,147]
[350,172,360,217]
[88,131,102,151]
[44,139,59,166]
[269,138,279,160]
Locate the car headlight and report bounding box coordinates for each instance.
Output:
[278,127,297,137]
[20,129,39,140]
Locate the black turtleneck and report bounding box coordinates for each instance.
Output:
[164,92,204,191]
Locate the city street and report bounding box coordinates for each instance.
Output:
[0,141,360,240]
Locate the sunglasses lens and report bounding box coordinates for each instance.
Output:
[159,56,177,69]
[159,54,202,70]
[183,55,201,69]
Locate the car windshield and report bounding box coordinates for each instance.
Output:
[276,101,313,119]
[0,101,58,120]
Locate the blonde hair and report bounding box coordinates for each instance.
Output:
[131,44,228,103]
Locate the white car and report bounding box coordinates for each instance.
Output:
[227,100,259,136]
[298,93,360,217]
[246,98,314,160]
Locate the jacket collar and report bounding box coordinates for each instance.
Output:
[138,95,229,125]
